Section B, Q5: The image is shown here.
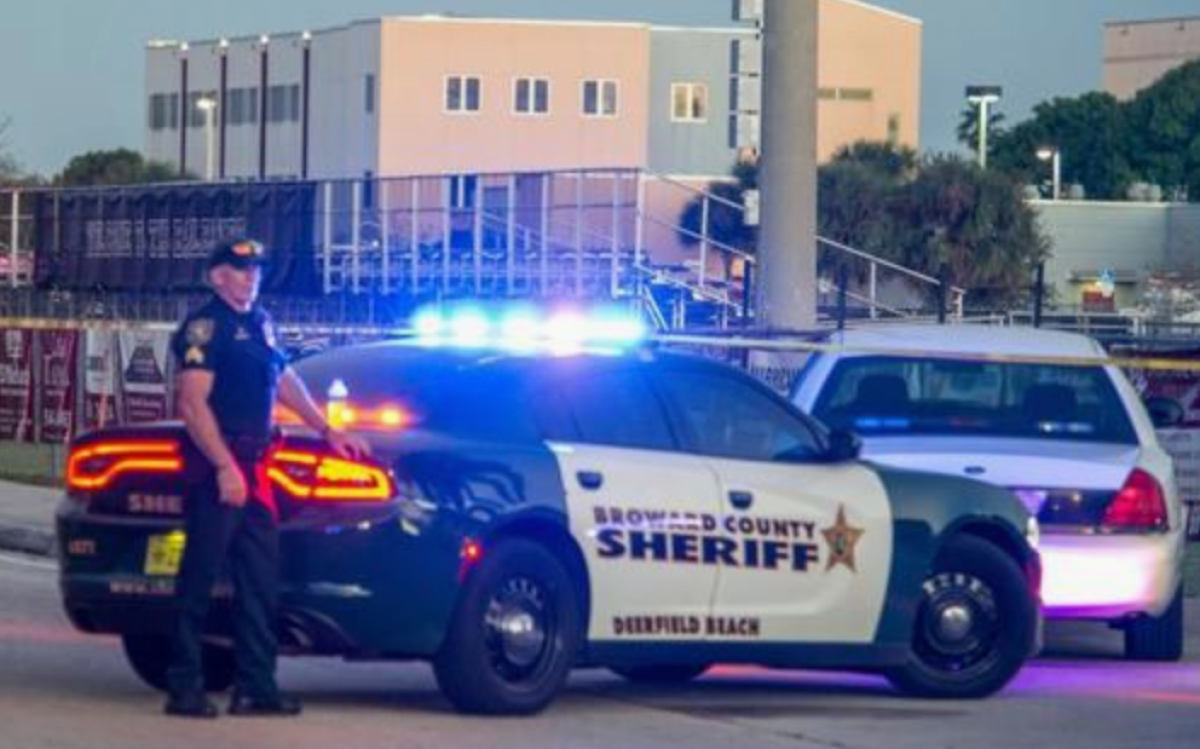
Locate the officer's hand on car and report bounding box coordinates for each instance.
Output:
[325,428,371,459]
[216,464,249,507]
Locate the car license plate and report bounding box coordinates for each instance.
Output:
[144,531,187,576]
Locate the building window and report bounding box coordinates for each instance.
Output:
[818,87,874,102]
[149,93,180,131]
[267,84,301,123]
[887,113,901,144]
[514,77,550,115]
[228,87,259,126]
[671,82,709,123]
[582,79,619,117]
[365,74,376,114]
[445,75,482,113]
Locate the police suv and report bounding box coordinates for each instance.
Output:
[58,315,1042,715]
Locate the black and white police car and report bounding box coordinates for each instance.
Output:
[58,310,1042,715]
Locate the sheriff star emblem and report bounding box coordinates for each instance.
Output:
[821,505,865,573]
[185,345,205,365]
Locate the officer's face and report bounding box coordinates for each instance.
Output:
[210,264,262,311]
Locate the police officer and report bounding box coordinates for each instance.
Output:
[164,238,368,718]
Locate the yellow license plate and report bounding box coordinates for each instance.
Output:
[144,531,187,576]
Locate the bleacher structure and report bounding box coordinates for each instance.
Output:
[1,169,963,330]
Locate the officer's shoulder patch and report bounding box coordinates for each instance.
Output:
[185,318,214,346]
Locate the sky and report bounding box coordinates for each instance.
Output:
[1,0,1198,177]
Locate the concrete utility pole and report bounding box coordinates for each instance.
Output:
[756,0,819,331]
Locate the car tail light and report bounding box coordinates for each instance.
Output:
[1101,469,1168,533]
[266,448,394,502]
[67,440,184,491]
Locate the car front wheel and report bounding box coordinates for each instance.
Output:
[433,539,581,715]
[885,534,1038,699]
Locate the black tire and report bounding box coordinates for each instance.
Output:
[885,535,1037,699]
[433,539,582,715]
[1124,586,1184,662]
[121,634,235,693]
[610,664,709,683]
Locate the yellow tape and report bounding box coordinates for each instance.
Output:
[656,334,1200,373]
[1,318,1198,373]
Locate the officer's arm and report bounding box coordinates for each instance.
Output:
[176,370,239,477]
[277,368,370,458]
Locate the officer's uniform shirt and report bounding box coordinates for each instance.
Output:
[170,296,287,447]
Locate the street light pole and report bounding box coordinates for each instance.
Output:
[965,85,1002,169]
[196,96,217,181]
[1037,146,1061,200]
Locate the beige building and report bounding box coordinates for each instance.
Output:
[1104,16,1200,100]
[144,1,921,181]
[818,0,921,160]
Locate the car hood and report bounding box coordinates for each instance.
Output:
[860,436,1140,491]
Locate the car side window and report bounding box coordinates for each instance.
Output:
[658,369,822,462]
[549,369,675,451]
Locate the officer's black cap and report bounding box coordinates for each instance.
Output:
[208,239,268,270]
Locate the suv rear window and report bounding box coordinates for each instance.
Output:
[812,356,1137,444]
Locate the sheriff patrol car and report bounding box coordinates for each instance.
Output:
[57,312,1042,715]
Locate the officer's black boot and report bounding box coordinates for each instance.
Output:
[164,691,219,719]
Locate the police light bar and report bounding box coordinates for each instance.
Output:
[410,305,648,351]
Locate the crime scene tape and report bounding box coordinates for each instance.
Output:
[2,316,1199,373]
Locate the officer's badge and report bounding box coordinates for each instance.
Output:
[185,346,206,365]
[185,318,214,346]
[235,326,250,341]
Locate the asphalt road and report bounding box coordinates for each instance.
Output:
[3,550,1199,749]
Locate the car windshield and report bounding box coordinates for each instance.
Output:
[811,356,1138,444]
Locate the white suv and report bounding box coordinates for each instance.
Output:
[792,324,1186,660]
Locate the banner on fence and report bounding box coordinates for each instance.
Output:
[33,182,318,294]
[0,328,34,441]
[118,330,171,424]
[83,330,118,431]
[36,328,79,444]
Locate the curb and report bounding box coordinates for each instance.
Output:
[0,524,55,558]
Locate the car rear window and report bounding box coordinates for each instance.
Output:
[811,356,1138,444]
[293,348,539,444]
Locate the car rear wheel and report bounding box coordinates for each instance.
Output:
[121,634,235,693]
[610,664,710,683]
[1124,586,1184,662]
[885,535,1037,699]
[433,539,581,715]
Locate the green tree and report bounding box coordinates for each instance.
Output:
[55,148,184,186]
[1124,58,1200,201]
[990,92,1132,200]
[894,155,1048,308]
[677,143,1048,310]
[676,160,758,279]
[0,117,23,184]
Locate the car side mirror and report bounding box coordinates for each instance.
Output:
[1144,396,1184,429]
[825,428,862,462]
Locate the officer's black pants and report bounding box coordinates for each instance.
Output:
[166,458,279,699]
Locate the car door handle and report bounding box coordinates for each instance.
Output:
[577,471,604,491]
[729,491,754,510]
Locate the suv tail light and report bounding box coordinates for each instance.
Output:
[1101,469,1168,533]
[67,440,184,491]
[266,448,394,502]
